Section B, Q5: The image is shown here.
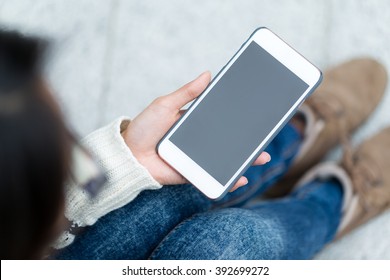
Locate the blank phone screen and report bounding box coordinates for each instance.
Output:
[170,41,309,185]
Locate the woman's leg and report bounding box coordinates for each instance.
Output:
[55,122,302,259]
[150,178,343,260]
[54,184,211,259]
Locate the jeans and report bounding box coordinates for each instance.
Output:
[55,123,342,259]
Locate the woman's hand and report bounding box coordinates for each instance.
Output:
[122,71,271,192]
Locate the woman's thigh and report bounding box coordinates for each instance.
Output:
[55,184,212,259]
[150,199,334,260]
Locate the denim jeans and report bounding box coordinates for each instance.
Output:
[55,123,342,259]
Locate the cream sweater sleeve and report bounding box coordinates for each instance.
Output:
[54,117,162,249]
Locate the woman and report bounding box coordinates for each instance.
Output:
[1,29,389,259]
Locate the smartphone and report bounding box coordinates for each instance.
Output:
[157,27,322,199]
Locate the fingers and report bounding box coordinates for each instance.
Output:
[229,176,248,192]
[252,152,271,165]
[178,109,186,117]
[229,153,271,192]
[165,71,211,110]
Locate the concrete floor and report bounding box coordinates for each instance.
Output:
[1,0,389,259]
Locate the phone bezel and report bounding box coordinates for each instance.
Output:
[157,27,322,199]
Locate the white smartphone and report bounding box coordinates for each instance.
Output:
[157,27,322,199]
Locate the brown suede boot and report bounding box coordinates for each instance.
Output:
[265,58,387,198]
[292,127,390,239]
[337,127,390,238]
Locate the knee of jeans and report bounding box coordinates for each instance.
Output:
[150,208,288,260]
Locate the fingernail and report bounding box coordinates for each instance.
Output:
[198,71,210,79]
[265,153,271,162]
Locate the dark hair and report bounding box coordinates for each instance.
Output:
[0,29,70,259]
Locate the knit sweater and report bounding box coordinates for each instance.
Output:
[53,117,162,249]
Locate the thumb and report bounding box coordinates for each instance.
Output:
[165,71,211,109]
